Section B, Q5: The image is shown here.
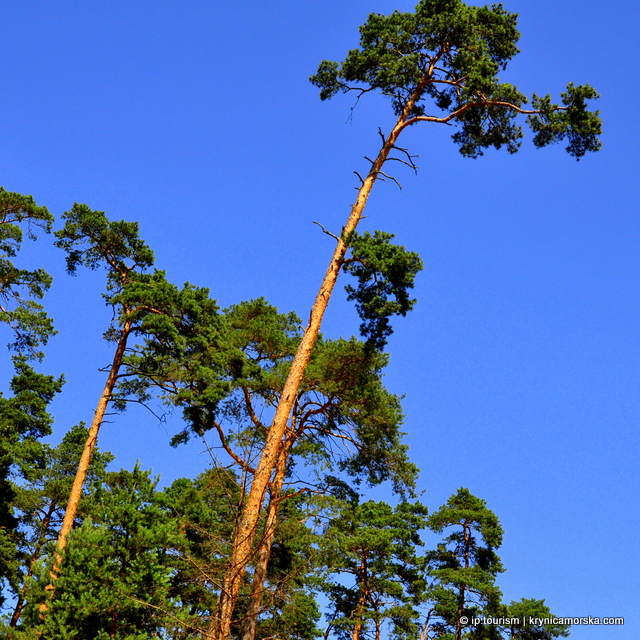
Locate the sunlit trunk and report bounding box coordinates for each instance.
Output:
[239,439,290,640]
[207,72,433,640]
[40,317,132,609]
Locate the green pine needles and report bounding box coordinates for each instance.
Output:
[343,231,423,350]
[311,0,601,159]
[0,188,55,360]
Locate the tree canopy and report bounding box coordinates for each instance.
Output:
[311,0,601,159]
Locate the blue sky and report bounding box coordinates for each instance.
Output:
[2,0,638,636]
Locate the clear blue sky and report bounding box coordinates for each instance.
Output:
[2,1,638,636]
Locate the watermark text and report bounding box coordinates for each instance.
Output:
[458,615,624,626]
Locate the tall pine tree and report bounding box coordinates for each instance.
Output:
[211,2,602,634]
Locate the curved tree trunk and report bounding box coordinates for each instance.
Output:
[207,73,434,640]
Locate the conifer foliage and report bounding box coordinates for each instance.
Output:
[0,188,58,613]
[0,0,602,636]
[311,0,601,158]
[0,188,55,359]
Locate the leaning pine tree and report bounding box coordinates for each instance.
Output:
[43,205,219,605]
[45,205,156,591]
[209,1,602,638]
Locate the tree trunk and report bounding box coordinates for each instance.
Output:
[41,317,132,606]
[239,438,290,640]
[352,555,369,640]
[207,73,433,640]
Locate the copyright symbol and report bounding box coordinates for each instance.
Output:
[460,617,468,625]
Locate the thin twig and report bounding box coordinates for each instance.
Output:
[345,86,376,123]
[389,144,419,173]
[312,221,340,242]
[377,171,403,189]
[386,156,418,172]
[115,590,205,635]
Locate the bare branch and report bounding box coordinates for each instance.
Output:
[377,171,403,189]
[299,397,336,429]
[344,85,376,98]
[386,155,419,173]
[389,144,419,170]
[312,221,340,242]
[115,590,205,635]
[276,487,309,503]
[212,420,257,476]
[241,385,265,433]
[114,397,168,424]
[345,85,377,123]
[309,425,359,448]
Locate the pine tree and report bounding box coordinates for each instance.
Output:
[46,205,221,596]
[159,468,242,635]
[211,1,602,634]
[423,489,569,640]
[0,188,57,610]
[20,465,186,639]
[320,497,429,640]
[0,187,54,360]
[123,297,419,638]
[0,359,64,612]
[425,489,505,640]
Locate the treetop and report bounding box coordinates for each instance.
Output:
[54,203,155,280]
[311,0,601,158]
